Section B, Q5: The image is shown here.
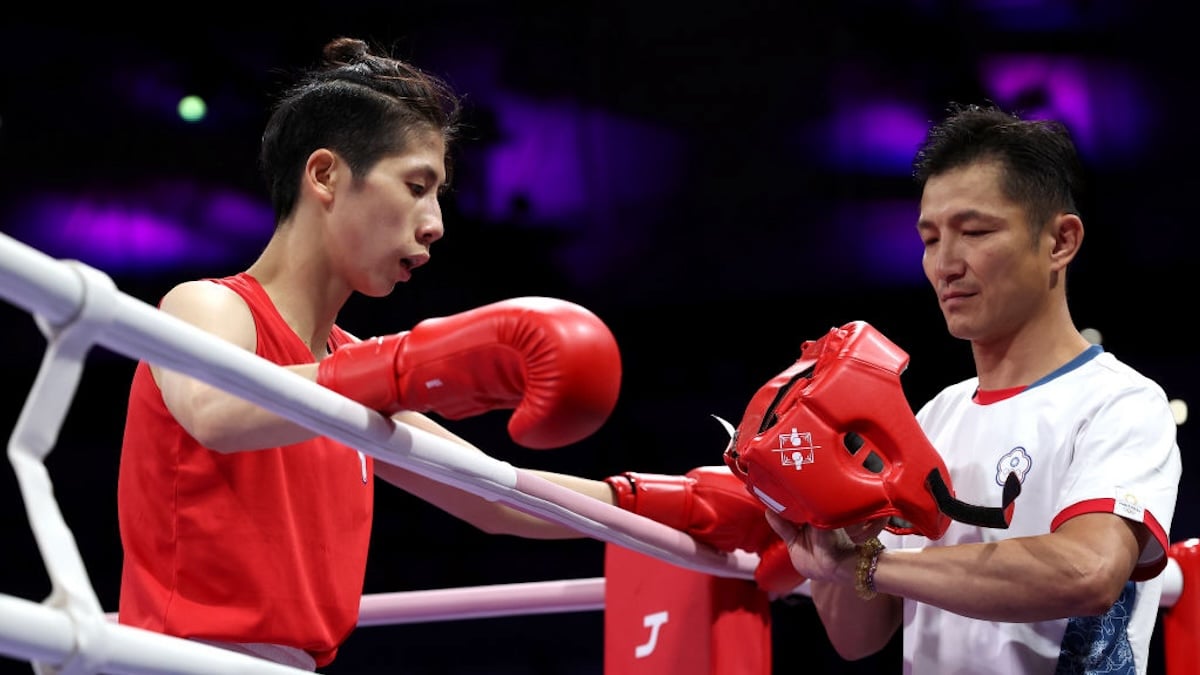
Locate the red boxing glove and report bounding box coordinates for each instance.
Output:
[753,536,807,597]
[605,466,775,554]
[317,296,621,449]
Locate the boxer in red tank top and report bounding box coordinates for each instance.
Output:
[116,36,779,671]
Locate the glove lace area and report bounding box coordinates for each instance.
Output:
[854,537,885,600]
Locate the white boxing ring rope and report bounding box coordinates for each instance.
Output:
[0,229,1183,674]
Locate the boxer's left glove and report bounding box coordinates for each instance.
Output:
[317,296,621,449]
[605,466,775,554]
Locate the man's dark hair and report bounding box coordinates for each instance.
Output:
[913,102,1084,232]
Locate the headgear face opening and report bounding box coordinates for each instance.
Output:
[722,321,1019,539]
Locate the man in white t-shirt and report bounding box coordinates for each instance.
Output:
[759,102,1181,675]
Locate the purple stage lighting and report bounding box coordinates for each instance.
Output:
[4,180,273,275]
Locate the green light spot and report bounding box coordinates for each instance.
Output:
[178,95,207,123]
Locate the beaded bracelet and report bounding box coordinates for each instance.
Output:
[854,537,885,600]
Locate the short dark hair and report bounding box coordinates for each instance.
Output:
[259,37,463,225]
[912,102,1084,232]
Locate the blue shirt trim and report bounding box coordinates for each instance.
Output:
[1029,344,1104,390]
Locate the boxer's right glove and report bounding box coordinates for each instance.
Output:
[317,296,621,449]
[605,466,775,554]
[753,536,808,596]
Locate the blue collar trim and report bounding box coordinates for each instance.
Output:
[1028,343,1104,390]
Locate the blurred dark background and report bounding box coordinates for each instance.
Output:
[0,2,1195,673]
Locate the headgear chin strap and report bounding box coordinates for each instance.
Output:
[722,321,1020,539]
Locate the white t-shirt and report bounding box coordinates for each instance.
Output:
[880,346,1180,675]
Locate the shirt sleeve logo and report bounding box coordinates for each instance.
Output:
[1113,488,1145,521]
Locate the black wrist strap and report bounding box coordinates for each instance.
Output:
[926,469,1021,529]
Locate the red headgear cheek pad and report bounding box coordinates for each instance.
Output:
[723,321,1020,539]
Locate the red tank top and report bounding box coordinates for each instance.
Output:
[117,273,374,667]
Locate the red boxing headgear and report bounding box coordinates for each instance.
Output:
[723,321,1018,539]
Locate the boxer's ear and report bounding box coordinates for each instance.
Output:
[304,148,340,208]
